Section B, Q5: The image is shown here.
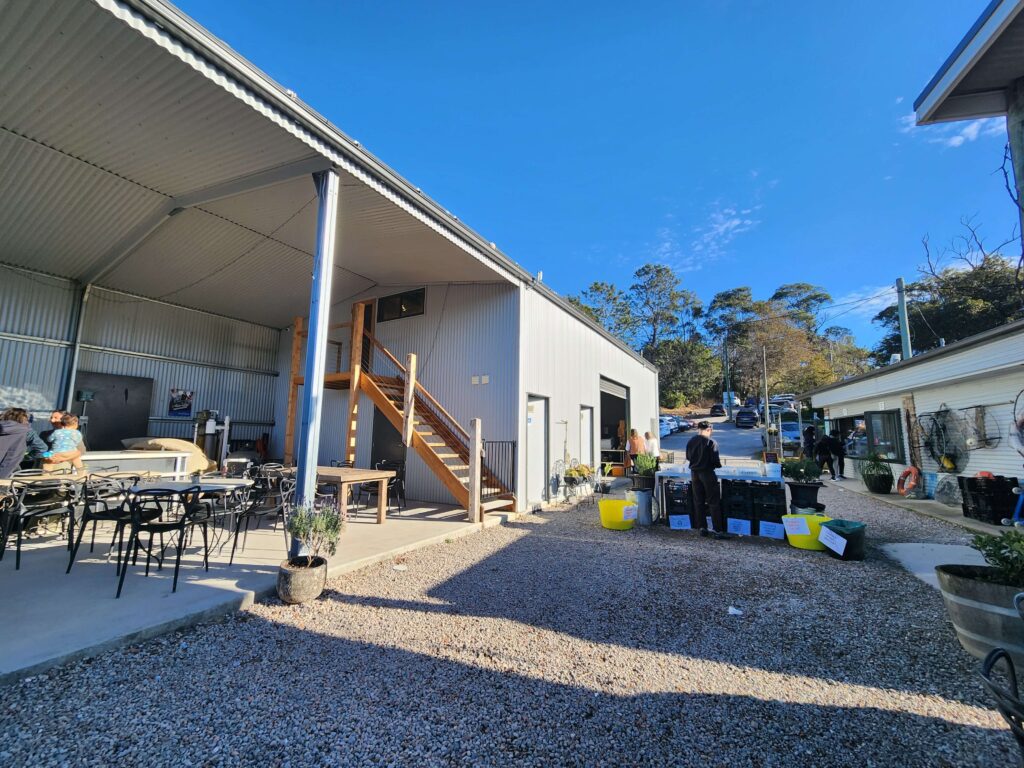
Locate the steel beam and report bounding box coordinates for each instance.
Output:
[295,169,340,503]
[79,155,332,285]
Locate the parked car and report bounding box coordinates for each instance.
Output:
[677,418,693,431]
[709,403,725,417]
[658,420,672,438]
[762,420,801,449]
[734,408,759,428]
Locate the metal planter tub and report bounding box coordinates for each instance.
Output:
[935,564,1024,665]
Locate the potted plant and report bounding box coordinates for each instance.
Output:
[597,463,613,494]
[781,457,823,508]
[936,531,1024,666]
[859,452,894,494]
[631,454,658,491]
[277,502,342,604]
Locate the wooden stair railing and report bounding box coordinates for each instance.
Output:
[360,334,514,512]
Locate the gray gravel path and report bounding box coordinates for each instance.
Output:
[0,486,1013,767]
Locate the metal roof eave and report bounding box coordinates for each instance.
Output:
[112,0,655,373]
[800,316,1024,402]
[914,0,1024,124]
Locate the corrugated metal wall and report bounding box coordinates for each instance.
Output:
[518,286,660,503]
[0,266,280,442]
[273,282,520,505]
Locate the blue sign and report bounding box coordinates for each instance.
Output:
[758,521,786,540]
[727,518,752,536]
[668,514,692,530]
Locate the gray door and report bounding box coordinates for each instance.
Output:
[525,395,548,506]
[71,371,154,450]
[370,407,406,467]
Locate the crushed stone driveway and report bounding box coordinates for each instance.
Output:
[0,486,1014,767]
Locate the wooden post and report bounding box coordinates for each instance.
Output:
[344,302,365,464]
[283,315,303,465]
[403,353,417,447]
[468,418,482,523]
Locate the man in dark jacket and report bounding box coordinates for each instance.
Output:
[0,408,50,478]
[814,434,836,480]
[686,421,732,540]
[828,429,847,480]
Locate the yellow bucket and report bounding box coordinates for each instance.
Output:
[599,499,637,531]
[782,512,832,551]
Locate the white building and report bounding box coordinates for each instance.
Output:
[806,320,1024,493]
[0,0,658,512]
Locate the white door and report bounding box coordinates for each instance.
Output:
[579,406,594,467]
[526,395,548,506]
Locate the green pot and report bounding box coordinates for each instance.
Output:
[863,472,893,494]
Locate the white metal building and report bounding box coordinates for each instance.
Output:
[806,320,1024,494]
[0,0,658,512]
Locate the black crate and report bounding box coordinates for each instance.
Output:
[664,480,694,527]
[720,479,751,506]
[750,481,786,507]
[958,476,1020,524]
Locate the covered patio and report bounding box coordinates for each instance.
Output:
[0,499,512,682]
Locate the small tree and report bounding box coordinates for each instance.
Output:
[286,502,342,567]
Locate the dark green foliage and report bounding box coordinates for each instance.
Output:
[972,530,1024,588]
[781,458,822,483]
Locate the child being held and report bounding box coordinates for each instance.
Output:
[43,413,84,472]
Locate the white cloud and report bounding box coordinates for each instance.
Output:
[689,202,761,262]
[895,96,904,105]
[899,113,1006,148]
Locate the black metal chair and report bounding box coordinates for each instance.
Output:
[229,478,295,564]
[1,478,78,569]
[980,592,1024,766]
[115,486,212,598]
[66,473,141,575]
[357,460,406,514]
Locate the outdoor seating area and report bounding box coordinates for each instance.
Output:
[0,462,501,681]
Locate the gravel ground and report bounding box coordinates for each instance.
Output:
[1,485,1013,767]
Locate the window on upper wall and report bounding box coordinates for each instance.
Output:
[376,288,425,323]
[836,417,868,459]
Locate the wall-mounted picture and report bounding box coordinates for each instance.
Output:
[168,388,194,418]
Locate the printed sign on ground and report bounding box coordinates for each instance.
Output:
[668,515,692,530]
[783,517,811,537]
[818,525,847,556]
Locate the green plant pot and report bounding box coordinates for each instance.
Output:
[863,473,894,494]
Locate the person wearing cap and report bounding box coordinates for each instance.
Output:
[685,420,732,540]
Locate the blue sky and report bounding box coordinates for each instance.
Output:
[177,0,1019,346]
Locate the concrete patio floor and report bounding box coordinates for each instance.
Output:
[0,501,512,683]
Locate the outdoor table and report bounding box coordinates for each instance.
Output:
[130,478,254,551]
[316,466,396,524]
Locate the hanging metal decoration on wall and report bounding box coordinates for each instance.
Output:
[918,404,968,473]
[958,405,1002,450]
[1012,388,1024,462]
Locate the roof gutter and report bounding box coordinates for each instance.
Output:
[116,0,655,372]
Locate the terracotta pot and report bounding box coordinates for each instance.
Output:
[935,564,1024,666]
[277,556,327,604]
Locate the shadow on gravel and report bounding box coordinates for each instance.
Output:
[2,610,1009,768]
[326,510,995,708]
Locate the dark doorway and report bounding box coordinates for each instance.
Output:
[370,407,406,467]
[600,390,628,449]
[71,371,154,450]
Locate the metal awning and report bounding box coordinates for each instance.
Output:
[915,0,1024,124]
[0,0,514,328]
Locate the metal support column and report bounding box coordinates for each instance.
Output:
[296,169,340,504]
[64,284,93,411]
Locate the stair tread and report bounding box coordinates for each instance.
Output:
[481,499,515,511]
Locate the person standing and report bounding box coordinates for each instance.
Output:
[802,425,816,458]
[644,430,659,458]
[627,429,646,467]
[814,433,836,480]
[828,429,847,480]
[686,421,732,540]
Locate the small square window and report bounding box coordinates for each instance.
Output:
[377,288,425,323]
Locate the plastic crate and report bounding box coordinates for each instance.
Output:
[664,480,694,529]
[720,479,751,505]
[958,476,1020,524]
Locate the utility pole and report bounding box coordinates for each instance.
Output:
[762,345,770,443]
[723,334,733,420]
[896,277,912,361]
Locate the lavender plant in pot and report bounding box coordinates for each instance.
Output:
[277,502,341,604]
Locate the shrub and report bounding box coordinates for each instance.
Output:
[633,454,658,477]
[286,502,342,567]
[860,452,894,477]
[781,458,822,483]
[972,530,1024,588]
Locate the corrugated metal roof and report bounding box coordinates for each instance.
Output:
[0,0,314,196]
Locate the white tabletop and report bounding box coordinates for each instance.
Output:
[131,478,252,493]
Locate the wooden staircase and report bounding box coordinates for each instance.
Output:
[359,341,515,516]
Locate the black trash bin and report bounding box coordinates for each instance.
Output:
[820,519,866,561]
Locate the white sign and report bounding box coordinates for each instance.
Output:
[668,514,691,530]
[783,517,811,537]
[622,505,638,521]
[758,521,786,540]
[818,526,847,556]
[727,518,751,536]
